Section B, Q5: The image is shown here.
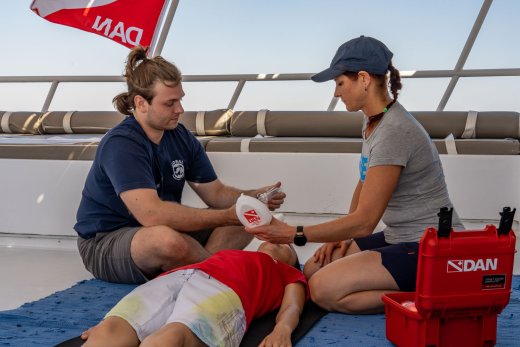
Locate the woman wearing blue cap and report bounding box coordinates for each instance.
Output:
[246,36,463,314]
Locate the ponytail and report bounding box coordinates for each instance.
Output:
[388,62,402,101]
[112,92,132,115]
[113,46,182,115]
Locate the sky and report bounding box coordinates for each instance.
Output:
[1,0,519,112]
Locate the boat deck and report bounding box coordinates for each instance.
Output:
[0,214,328,311]
[1,219,517,312]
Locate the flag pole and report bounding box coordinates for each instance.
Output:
[149,0,180,57]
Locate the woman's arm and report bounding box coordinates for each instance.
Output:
[246,165,402,243]
[349,179,363,213]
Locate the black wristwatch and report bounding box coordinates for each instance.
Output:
[293,226,307,246]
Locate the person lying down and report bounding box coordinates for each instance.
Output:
[81,242,307,347]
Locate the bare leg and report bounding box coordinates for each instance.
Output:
[131,225,211,278]
[309,251,399,314]
[140,322,206,347]
[335,289,400,314]
[82,317,139,347]
[204,225,253,254]
[303,241,361,279]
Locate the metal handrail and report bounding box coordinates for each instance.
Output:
[1,68,519,112]
[437,0,493,111]
[2,68,520,83]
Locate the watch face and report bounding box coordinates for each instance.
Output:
[294,234,307,246]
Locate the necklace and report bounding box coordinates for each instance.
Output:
[367,99,396,127]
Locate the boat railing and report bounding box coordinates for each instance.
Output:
[1,67,520,114]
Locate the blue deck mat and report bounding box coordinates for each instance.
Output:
[1,276,519,347]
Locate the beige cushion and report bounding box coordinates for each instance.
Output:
[0,111,43,134]
[412,111,520,139]
[433,138,520,155]
[203,136,520,155]
[179,109,233,136]
[206,137,363,153]
[0,143,99,160]
[230,110,364,137]
[0,135,211,160]
[41,111,126,134]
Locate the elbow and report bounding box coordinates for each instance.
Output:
[350,212,380,238]
[133,206,164,227]
[355,224,375,238]
[135,213,159,227]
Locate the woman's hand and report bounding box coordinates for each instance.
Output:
[313,240,352,267]
[245,216,294,244]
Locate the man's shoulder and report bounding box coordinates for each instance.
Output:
[102,117,146,143]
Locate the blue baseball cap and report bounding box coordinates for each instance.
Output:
[311,35,393,82]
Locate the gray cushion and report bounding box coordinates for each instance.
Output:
[230,111,363,137]
[179,109,233,136]
[433,138,520,155]
[0,111,43,134]
[412,111,520,139]
[41,111,126,134]
[204,136,520,155]
[0,143,98,160]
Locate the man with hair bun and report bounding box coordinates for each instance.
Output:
[75,46,285,284]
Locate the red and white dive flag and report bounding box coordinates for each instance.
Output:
[30,0,167,49]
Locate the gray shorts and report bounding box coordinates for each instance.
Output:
[77,227,213,284]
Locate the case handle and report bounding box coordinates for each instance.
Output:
[437,207,453,238]
[498,207,516,235]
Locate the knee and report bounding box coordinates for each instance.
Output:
[153,226,190,258]
[141,323,191,347]
[84,317,137,345]
[303,258,320,279]
[142,333,185,347]
[140,335,163,347]
[308,275,335,311]
[309,272,346,311]
[309,276,360,313]
[89,319,118,337]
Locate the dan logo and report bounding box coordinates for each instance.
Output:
[171,160,184,180]
[447,258,497,273]
[243,209,261,225]
[92,16,143,46]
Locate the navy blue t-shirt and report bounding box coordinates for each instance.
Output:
[74,117,217,239]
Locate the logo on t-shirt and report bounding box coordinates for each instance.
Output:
[359,155,368,182]
[171,160,184,180]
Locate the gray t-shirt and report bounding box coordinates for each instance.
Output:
[360,101,464,243]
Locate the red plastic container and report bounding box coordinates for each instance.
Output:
[382,225,516,347]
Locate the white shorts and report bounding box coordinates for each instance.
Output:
[105,269,246,347]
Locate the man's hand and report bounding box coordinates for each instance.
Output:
[253,181,286,211]
[226,204,242,226]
